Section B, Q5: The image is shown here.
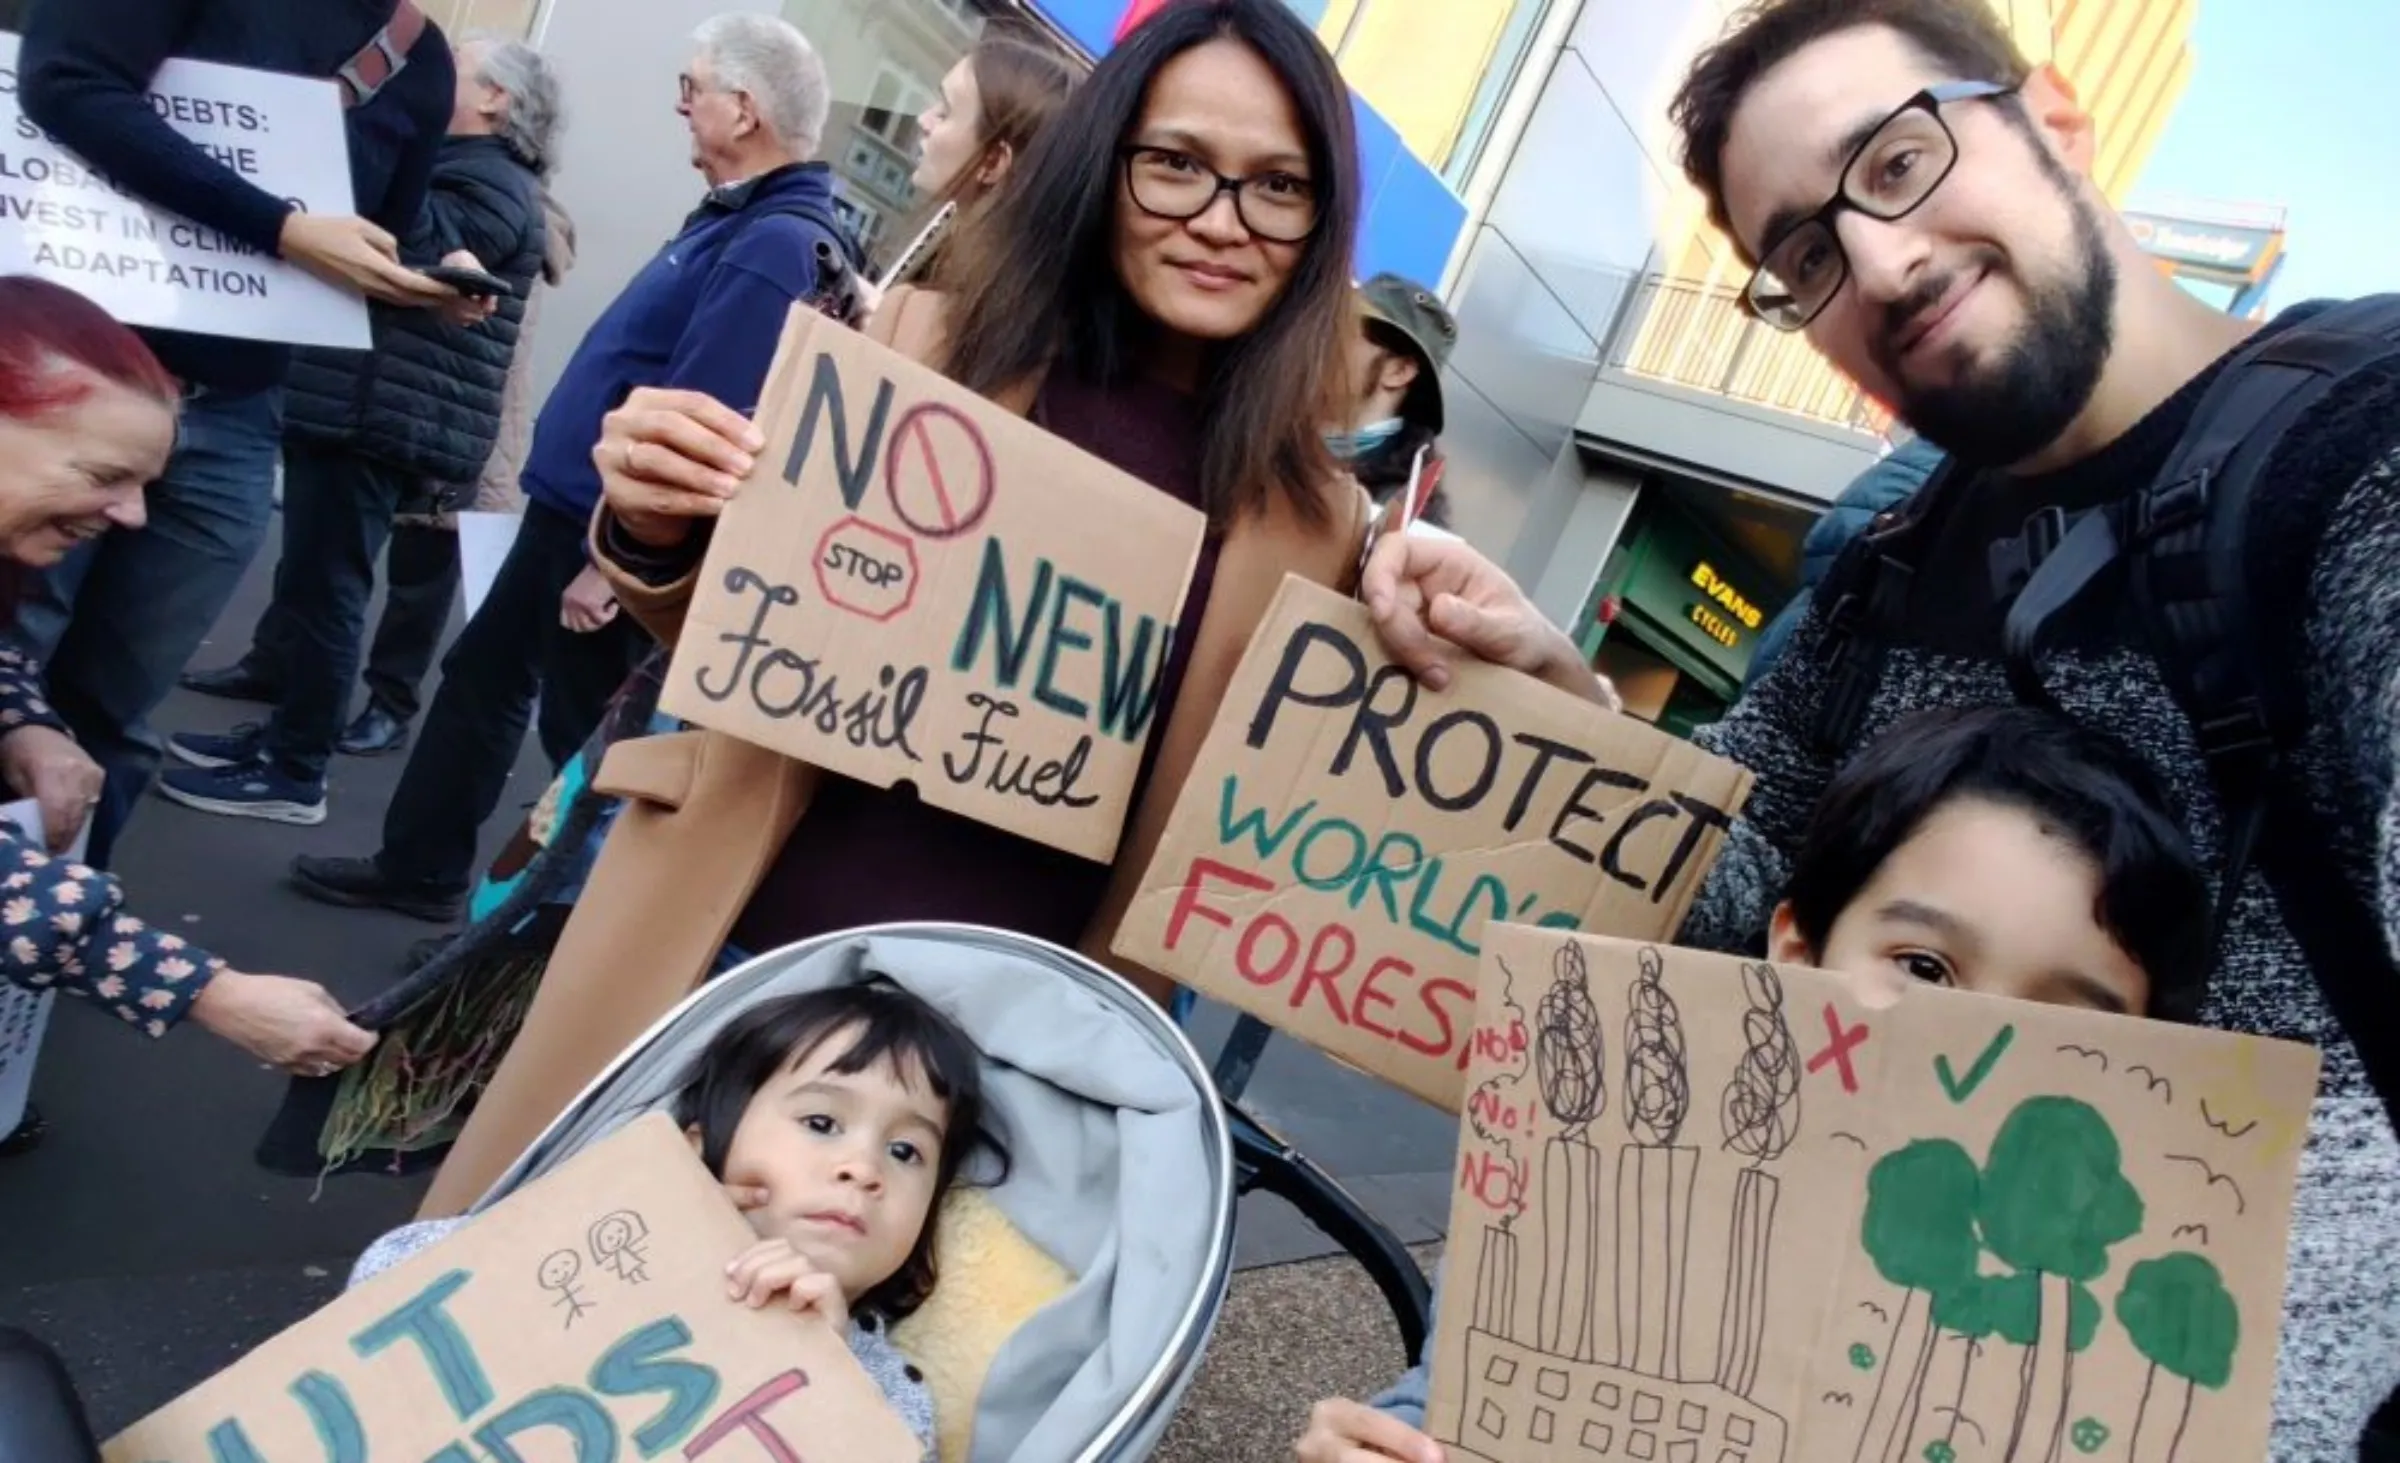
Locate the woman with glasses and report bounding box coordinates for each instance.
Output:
[409,0,1609,1218]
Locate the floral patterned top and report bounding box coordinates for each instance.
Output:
[0,643,224,1034]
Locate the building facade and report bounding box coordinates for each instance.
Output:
[1469,0,2206,739]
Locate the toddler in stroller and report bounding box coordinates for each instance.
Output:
[350,979,1012,1457]
[347,925,1239,1463]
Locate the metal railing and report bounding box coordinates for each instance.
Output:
[1603,272,1895,439]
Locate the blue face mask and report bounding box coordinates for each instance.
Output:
[1325,417,1404,462]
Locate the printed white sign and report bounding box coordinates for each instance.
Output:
[0,34,370,348]
[457,512,520,621]
[0,797,86,1137]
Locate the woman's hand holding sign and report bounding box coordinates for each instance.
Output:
[595,388,766,548]
[1362,529,1621,710]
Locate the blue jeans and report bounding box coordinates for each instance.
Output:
[258,442,408,783]
[4,385,283,865]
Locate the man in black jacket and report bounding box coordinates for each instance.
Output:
[6,0,464,863]
[157,37,557,825]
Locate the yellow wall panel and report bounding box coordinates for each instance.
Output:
[1339,0,1514,168]
[1315,0,1363,51]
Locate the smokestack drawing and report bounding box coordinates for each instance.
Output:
[1535,942,1607,1360]
[1715,963,1803,1398]
[1616,948,1696,1379]
[1474,1225,1519,1336]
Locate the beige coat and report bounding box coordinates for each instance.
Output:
[417,287,1372,1216]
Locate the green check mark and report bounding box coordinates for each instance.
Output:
[1935,1024,2017,1104]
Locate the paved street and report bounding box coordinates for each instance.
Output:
[0,531,1455,1442]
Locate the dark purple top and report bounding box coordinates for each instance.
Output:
[729,370,1224,955]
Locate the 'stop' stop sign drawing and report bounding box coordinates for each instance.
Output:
[814,515,918,622]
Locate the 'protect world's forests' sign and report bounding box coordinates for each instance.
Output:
[664,309,1206,862]
[1112,576,1752,1109]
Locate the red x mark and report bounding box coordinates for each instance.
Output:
[1806,1002,1872,1093]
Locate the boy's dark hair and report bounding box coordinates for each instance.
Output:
[671,981,1011,1320]
[1782,706,2210,1022]
[1669,0,2032,249]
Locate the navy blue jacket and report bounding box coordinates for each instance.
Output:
[19,0,455,393]
[283,136,546,482]
[520,162,845,523]
[1741,437,1947,692]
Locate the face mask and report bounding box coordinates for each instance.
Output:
[1326,416,1404,462]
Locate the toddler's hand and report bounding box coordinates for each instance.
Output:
[1295,1398,1445,1463]
[727,1237,849,1332]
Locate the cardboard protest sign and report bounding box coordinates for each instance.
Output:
[662,310,1206,862]
[1110,576,1751,1109]
[106,1114,920,1463]
[0,36,369,348]
[1427,926,2319,1463]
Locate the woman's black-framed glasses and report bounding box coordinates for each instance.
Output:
[1120,146,1319,244]
[1742,80,2018,332]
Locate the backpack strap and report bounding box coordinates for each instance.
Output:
[2004,295,2400,1105]
[1807,454,1960,756]
[768,200,867,275]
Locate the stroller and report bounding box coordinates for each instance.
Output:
[462,922,1236,1463]
[0,925,1430,1463]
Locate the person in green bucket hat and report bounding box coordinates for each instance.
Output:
[1332,271,1459,528]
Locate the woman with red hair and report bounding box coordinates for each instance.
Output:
[0,277,374,1090]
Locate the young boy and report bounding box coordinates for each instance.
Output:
[1295,705,2215,1463]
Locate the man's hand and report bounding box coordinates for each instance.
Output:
[0,725,101,853]
[726,1237,849,1331]
[435,249,500,328]
[1361,530,1620,708]
[560,563,620,633]
[278,211,457,308]
[594,388,766,549]
[188,970,378,1075]
[1295,1398,1446,1463]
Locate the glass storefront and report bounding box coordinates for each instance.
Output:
[1579,493,1787,739]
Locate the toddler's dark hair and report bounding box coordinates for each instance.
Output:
[1783,705,2210,1022]
[671,980,1010,1319]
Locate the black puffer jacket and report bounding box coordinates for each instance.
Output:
[282,136,546,482]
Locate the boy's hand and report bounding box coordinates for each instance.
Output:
[1295,1398,1446,1463]
[727,1237,849,1332]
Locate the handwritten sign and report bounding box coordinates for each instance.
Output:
[1427,927,2319,1463]
[663,310,1206,862]
[105,1115,920,1463]
[0,36,369,348]
[1111,577,1751,1109]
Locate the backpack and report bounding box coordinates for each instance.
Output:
[1809,296,2400,1118]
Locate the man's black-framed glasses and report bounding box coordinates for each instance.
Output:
[1743,80,2018,332]
[1120,146,1320,244]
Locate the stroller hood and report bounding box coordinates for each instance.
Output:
[471,925,1236,1463]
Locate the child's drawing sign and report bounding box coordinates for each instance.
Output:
[1427,928,2320,1463]
[104,1115,920,1463]
[1112,575,1751,1110]
[663,308,1207,862]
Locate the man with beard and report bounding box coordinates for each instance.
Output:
[1664,2,2400,1458]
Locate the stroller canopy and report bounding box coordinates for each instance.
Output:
[468,925,1237,1463]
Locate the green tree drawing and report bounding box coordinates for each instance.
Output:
[1854,1140,1982,1463]
[1977,1098,2143,1463]
[2115,1253,2240,1463]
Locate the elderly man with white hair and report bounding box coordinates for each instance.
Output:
[286,15,856,925]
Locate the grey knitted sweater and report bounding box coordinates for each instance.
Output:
[1679,336,2400,1462]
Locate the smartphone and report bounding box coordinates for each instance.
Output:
[421,264,514,299]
